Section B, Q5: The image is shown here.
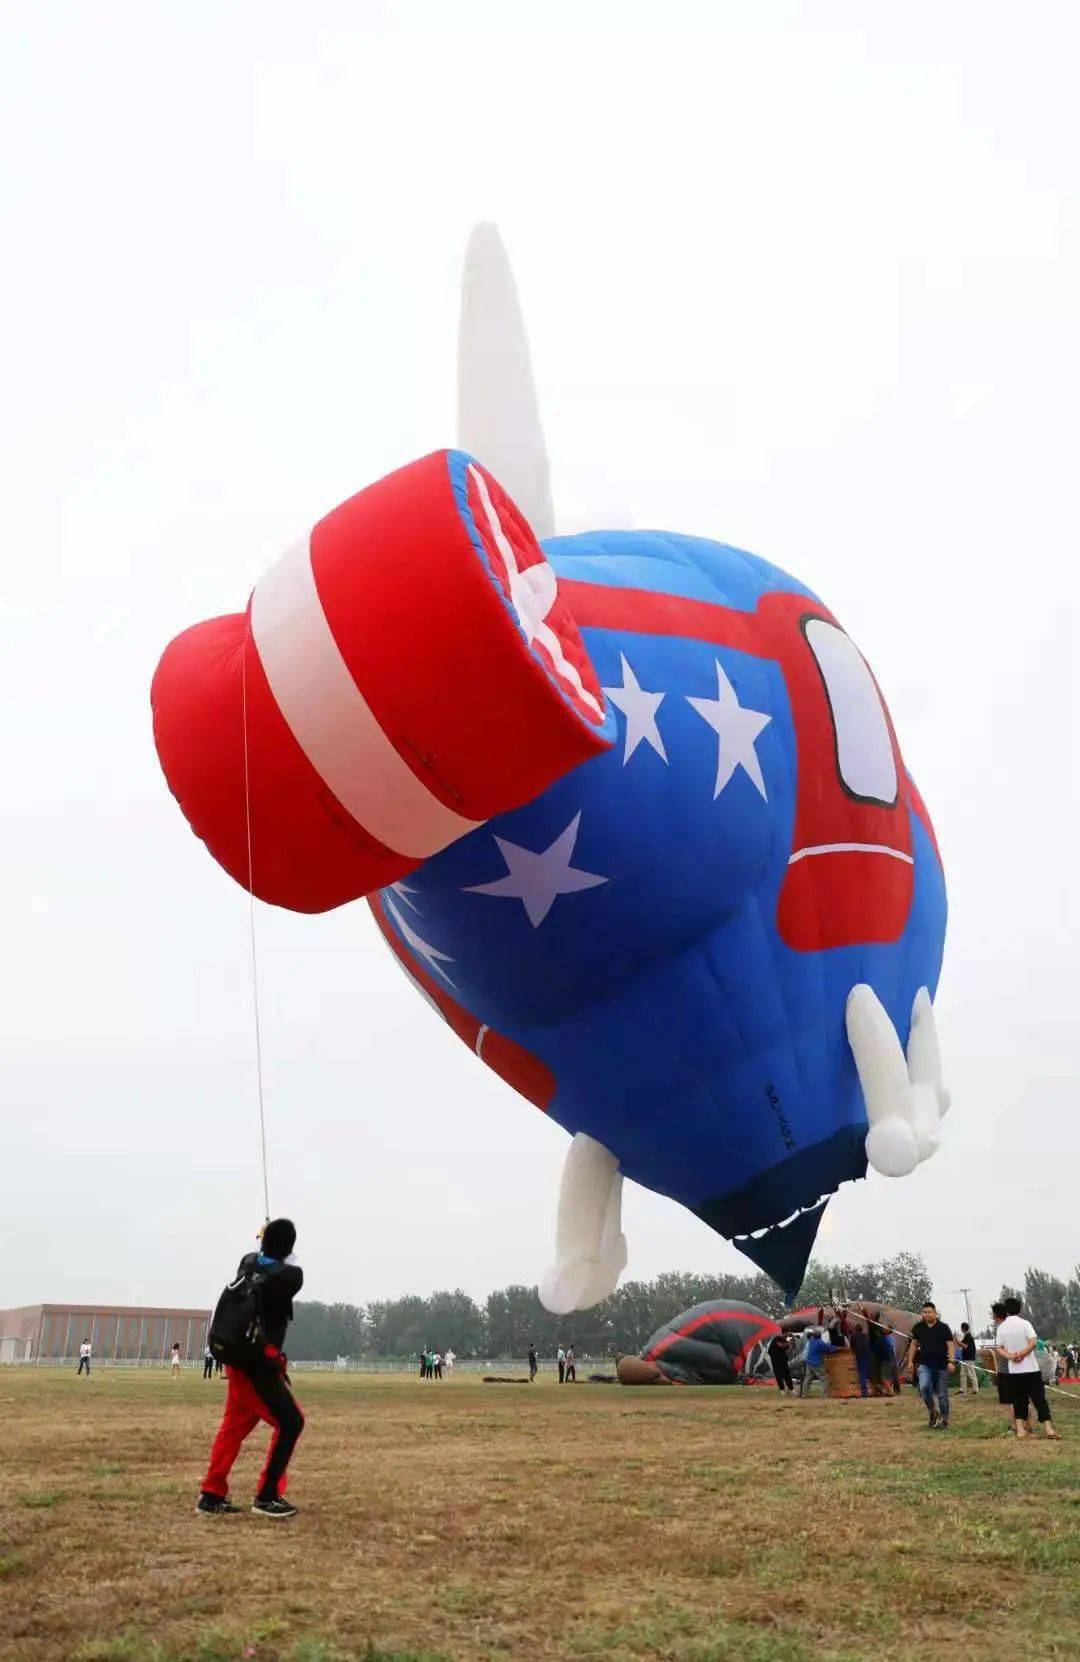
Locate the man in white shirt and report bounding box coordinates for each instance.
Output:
[557,1345,566,1384]
[996,1298,1061,1441]
[77,1340,92,1378]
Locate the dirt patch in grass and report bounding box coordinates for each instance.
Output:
[3,1370,1079,1661]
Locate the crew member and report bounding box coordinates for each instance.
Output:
[197,1218,305,1518]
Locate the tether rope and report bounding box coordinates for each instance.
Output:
[241,642,271,1223]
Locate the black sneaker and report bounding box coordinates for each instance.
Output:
[251,1496,298,1519]
[196,1493,240,1515]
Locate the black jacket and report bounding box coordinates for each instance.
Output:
[237,1251,304,1352]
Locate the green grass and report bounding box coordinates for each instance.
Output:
[4,1368,1079,1662]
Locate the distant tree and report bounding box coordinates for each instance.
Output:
[1065,1267,1080,1336]
[484,1284,542,1357]
[366,1294,430,1358]
[791,1261,836,1309]
[289,1301,368,1360]
[424,1289,485,1356]
[998,1283,1022,1307]
[788,1253,931,1315]
[1023,1268,1070,1339]
[876,1252,933,1311]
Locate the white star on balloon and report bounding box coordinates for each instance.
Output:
[686,661,771,800]
[388,880,420,913]
[383,893,455,985]
[466,812,608,927]
[603,653,667,765]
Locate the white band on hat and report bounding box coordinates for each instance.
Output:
[250,534,481,861]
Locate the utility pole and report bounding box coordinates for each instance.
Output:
[951,1287,973,1329]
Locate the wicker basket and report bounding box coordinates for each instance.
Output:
[824,1349,862,1399]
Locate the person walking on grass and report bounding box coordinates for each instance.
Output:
[557,1345,566,1385]
[768,1331,795,1393]
[528,1343,538,1382]
[171,1342,182,1378]
[958,1323,980,1396]
[197,1217,306,1519]
[564,1344,576,1383]
[203,1343,214,1381]
[799,1328,836,1397]
[996,1297,1061,1442]
[908,1301,956,1429]
[77,1339,92,1377]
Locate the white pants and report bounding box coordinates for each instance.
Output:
[959,1361,979,1394]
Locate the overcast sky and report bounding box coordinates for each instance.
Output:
[2,2,1077,1329]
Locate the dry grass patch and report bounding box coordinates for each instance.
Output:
[2,1369,1078,1661]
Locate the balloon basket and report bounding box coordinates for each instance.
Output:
[821,1350,901,1399]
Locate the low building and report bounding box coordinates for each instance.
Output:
[0,1303,211,1364]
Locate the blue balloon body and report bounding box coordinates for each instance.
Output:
[376,528,947,1294]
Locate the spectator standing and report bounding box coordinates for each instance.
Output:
[171,1342,183,1378]
[557,1345,566,1384]
[528,1344,538,1382]
[433,1351,444,1380]
[77,1339,92,1378]
[203,1343,215,1381]
[958,1324,979,1396]
[989,1302,1017,1435]
[564,1344,576,1383]
[443,1349,456,1375]
[908,1302,955,1429]
[997,1298,1061,1441]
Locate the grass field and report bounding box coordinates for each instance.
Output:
[2,1368,1078,1662]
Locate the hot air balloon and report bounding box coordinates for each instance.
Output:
[617,1301,780,1387]
[152,226,948,1312]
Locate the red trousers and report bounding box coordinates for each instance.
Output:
[201,1365,303,1500]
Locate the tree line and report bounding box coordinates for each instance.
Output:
[288,1251,951,1360]
[997,1267,1080,1345]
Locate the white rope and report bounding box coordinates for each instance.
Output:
[241,644,271,1223]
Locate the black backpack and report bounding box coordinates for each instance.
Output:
[208,1261,269,1368]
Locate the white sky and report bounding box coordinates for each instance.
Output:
[2,1,1077,1328]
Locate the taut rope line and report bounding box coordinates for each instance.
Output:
[241,640,271,1222]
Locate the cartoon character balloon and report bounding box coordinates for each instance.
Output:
[152,226,948,1310]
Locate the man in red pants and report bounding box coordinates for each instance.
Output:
[197,1218,305,1518]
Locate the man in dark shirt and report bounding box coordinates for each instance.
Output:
[908,1301,955,1429]
[850,1323,873,1398]
[528,1344,538,1382]
[768,1332,794,1393]
[198,1218,305,1517]
[958,1322,979,1395]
